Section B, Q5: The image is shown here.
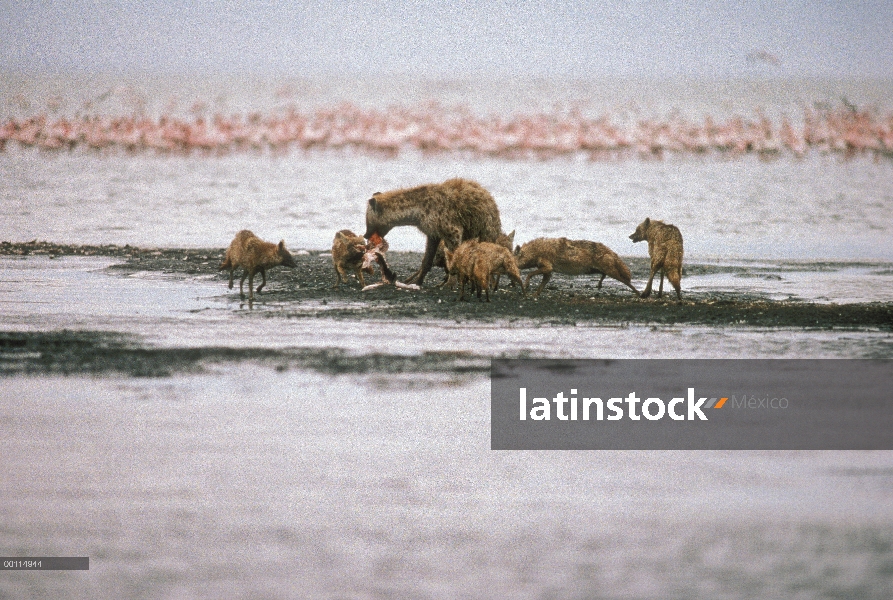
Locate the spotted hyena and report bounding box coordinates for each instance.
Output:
[363,178,502,286]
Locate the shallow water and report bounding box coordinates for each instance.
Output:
[2,371,892,599]
[2,148,892,261]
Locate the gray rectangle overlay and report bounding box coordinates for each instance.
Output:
[1,557,89,570]
[491,360,893,450]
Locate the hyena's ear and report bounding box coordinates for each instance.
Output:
[278,240,286,251]
[644,217,650,227]
[368,197,379,212]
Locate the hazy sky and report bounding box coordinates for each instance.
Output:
[2,0,891,78]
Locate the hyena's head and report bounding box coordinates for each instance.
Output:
[364,193,393,239]
[629,218,651,243]
[278,240,297,268]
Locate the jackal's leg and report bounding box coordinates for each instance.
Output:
[523,268,550,296]
[532,271,552,297]
[406,236,440,285]
[435,273,453,289]
[247,271,256,300]
[457,273,468,301]
[506,272,525,296]
[256,269,267,293]
[355,268,366,288]
[475,272,487,301]
[641,268,657,298]
[333,266,344,289]
[239,270,248,298]
[668,268,682,300]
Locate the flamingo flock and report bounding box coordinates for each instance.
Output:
[2,101,891,160]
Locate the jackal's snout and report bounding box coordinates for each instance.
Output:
[278,241,297,268]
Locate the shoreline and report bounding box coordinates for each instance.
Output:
[1,241,891,375]
[2,240,891,330]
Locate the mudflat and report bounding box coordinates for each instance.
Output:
[3,240,891,329]
[2,240,891,376]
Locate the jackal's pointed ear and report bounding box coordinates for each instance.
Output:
[507,230,515,244]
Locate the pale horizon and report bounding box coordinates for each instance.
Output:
[2,1,892,79]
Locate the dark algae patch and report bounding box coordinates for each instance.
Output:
[0,331,492,377]
[3,241,892,330]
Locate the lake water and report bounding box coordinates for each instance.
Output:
[1,74,892,598]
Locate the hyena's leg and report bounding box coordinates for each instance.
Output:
[406,236,441,285]
[657,271,665,298]
[256,268,267,293]
[596,273,606,289]
[228,268,235,289]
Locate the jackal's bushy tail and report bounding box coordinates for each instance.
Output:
[611,255,633,284]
